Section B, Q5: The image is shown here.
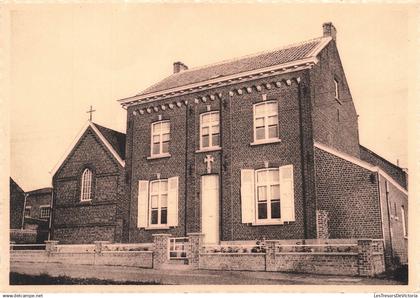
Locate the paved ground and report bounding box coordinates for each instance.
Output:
[10,262,403,285]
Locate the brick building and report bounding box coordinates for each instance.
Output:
[50,121,129,244]
[118,23,408,264]
[10,178,25,230]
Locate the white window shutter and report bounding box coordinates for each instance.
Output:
[241,169,255,224]
[280,165,295,222]
[167,176,179,227]
[138,180,149,228]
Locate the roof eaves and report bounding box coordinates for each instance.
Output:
[50,121,125,177]
[119,57,317,107]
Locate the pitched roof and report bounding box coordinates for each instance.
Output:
[50,121,126,176]
[136,36,331,97]
[93,123,126,160]
[26,187,53,196]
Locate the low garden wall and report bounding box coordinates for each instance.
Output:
[199,253,265,271]
[268,253,359,276]
[10,236,385,277]
[10,241,153,269]
[198,239,385,277]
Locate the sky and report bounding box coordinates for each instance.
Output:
[8,3,415,191]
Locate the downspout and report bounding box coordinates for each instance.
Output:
[297,75,310,239]
[184,103,189,237]
[219,93,224,242]
[47,189,54,240]
[21,193,28,230]
[384,177,394,261]
[128,118,134,243]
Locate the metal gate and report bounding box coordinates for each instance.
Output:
[168,237,188,260]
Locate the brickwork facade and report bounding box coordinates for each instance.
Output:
[10,178,25,229]
[314,147,382,239]
[124,25,408,253]
[126,71,314,242]
[51,125,128,244]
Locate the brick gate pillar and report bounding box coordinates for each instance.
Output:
[358,239,374,277]
[94,241,110,254]
[153,234,171,269]
[45,240,59,253]
[187,233,204,268]
[265,240,277,271]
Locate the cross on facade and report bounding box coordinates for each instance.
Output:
[204,155,214,174]
[86,105,96,121]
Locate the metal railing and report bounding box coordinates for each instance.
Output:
[103,243,153,252]
[275,243,358,254]
[169,237,188,259]
[203,244,266,254]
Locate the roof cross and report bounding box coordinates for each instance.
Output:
[86,105,96,121]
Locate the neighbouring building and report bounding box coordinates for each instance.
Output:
[118,23,408,265]
[9,179,52,244]
[50,121,129,244]
[22,187,53,243]
[10,178,25,230]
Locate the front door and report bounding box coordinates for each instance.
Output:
[201,175,220,244]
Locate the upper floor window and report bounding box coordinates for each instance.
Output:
[24,206,31,217]
[80,168,92,201]
[151,121,170,156]
[149,180,168,226]
[40,206,51,219]
[200,112,220,150]
[334,78,339,100]
[253,101,279,142]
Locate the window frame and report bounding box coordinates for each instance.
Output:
[39,205,51,219]
[199,111,220,150]
[252,101,280,144]
[150,120,171,158]
[148,179,169,228]
[254,168,281,224]
[80,168,93,202]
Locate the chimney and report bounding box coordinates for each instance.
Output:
[173,61,188,74]
[323,22,337,42]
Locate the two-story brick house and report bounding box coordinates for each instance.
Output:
[50,121,129,244]
[118,23,408,264]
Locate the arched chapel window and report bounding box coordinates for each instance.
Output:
[80,168,92,201]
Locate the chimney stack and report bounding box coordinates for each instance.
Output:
[323,22,337,42]
[173,61,188,74]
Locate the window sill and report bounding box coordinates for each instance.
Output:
[195,147,221,153]
[80,200,92,204]
[147,153,171,160]
[251,220,286,226]
[250,139,281,146]
[404,236,408,240]
[144,226,170,230]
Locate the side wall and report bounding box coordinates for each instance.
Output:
[378,175,408,265]
[314,147,383,239]
[52,128,126,244]
[25,191,52,221]
[360,145,407,189]
[10,179,25,229]
[310,41,360,158]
